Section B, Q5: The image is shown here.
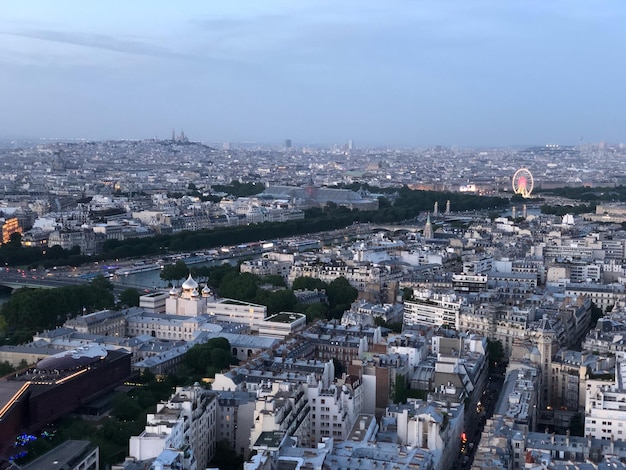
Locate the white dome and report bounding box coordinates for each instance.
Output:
[169,287,179,296]
[202,285,212,294]
[191,289,199,297]
[182,274,198,290]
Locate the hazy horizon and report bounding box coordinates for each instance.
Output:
[2,1,625,147]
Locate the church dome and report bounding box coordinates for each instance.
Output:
[202,285,212,296]
[182,274,198,291]
[169,287,179,296]
[191,289,199,298]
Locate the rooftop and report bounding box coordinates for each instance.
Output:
[264,312,306,324]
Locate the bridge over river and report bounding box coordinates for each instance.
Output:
[0,272,143,296]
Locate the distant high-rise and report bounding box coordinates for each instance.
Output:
[512,206,516,219]
[445,200,450,215]
[284,139,292,150]
[347,139,354,151]
[433,201,438,216]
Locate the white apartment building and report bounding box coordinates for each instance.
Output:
[385,400,464,470]
[249,381,310,451]
[308,376,363,446]
[584,360,626,441]
[129,385,217,470]
[216,391,257,459]
[403,289,462,329]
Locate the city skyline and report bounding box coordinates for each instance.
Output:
[2,1,625,147]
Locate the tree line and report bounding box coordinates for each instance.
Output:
[0,276,115,345]
[0,186,508,269]
[539,185,626,202]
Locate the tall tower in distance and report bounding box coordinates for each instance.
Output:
[284,139,292,150]
[433,201,438,217]
[445,200,450,215]
[423,213,433,239]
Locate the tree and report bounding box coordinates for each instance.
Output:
[304,303,328,323]
[160,260,188,284]
[394,375,409,404]
[378,196,391,209]
[486,339,506,372]
[292,276,327,291]
[569,413,584,437]
[326,276,358,316]
[374,316,402,333]
[90,275,114,292]
[111,394,142,422]
[0,361,14,376]
[332,357,345,378]
[0,315,7,337]
[183,338,233,380]
[210,348,230,371]
[118,288,140,308]
[402,287,413,301]
[8,232,22,249]
[590,302,603,329]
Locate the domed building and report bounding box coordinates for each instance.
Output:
[165,273,214,316]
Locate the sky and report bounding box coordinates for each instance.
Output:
[1,1,625,147]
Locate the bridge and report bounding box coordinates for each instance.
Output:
[0,272,148,297]
[368,216,479,234]
[0,273,90,291]
[367,224,422,233]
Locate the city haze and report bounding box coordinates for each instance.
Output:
[1,0,625,146]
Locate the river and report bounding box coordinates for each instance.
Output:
[0,257,239,306]
[112,257,238,290]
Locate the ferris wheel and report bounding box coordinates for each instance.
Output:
[512,168,534,198]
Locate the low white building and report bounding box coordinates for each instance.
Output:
[258,312,306,339]
[206,298,267,332]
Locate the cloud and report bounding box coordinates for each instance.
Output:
[0,29,188,60]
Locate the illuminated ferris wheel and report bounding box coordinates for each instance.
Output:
[512,168,534,198]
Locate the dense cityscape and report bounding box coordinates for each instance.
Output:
[0,136,625,470]
[2,0,626,469]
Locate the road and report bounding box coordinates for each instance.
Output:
[453,373,504,470]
